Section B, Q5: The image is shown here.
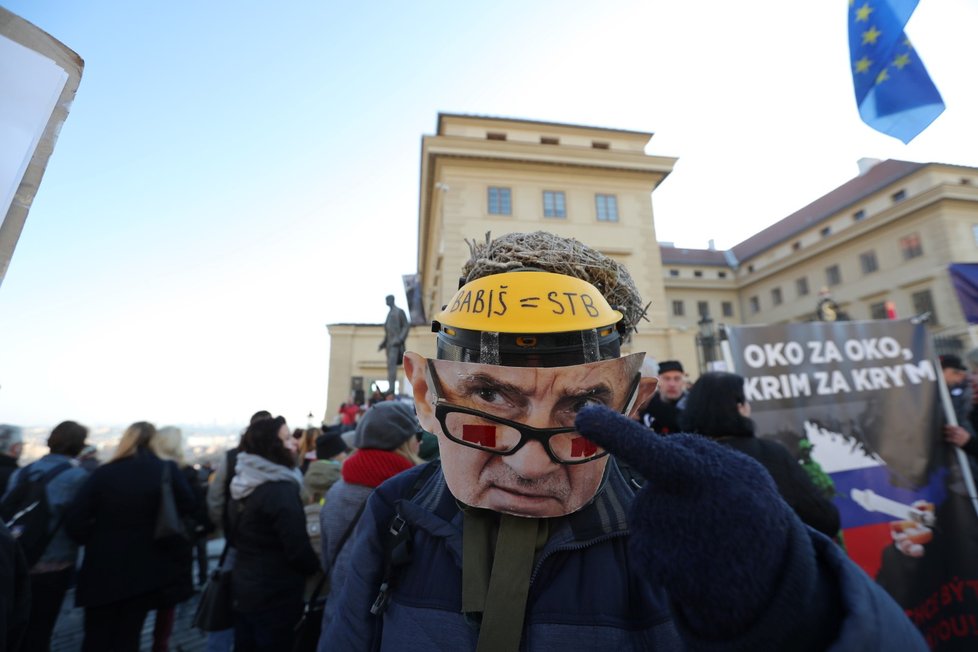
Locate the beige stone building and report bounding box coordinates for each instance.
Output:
[325,114,682,420]
[661,158,978,368]
[325,115,978,421]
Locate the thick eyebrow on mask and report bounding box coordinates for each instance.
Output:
[451,373,530,406]
[446,372,619,413]
[429,352,647,405]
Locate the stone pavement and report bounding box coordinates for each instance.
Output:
[49,538,225,652]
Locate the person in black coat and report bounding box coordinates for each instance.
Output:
[65,422,195,652]
[0,520,30,652]
[228,416,319,651]
[680,372,841,538]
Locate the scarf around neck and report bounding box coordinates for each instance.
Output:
[231,451,303,500]
[341,448,413,488]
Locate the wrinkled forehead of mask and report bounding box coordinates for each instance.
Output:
[428,353,645,408]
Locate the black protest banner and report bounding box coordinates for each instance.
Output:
[726,319,978,651]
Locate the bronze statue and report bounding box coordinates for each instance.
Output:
[379,294,410,395]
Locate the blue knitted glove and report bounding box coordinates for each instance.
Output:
[576,405,811,642]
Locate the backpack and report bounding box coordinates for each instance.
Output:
[0,462,72,567]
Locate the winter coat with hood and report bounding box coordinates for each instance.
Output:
[229,451,320,614]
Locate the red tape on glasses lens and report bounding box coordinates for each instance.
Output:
[462,423,497,447]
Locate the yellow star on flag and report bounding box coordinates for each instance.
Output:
[855,57,873,73]
[862,26,882,45]
[893,53,911,69]
[855,3,873,22]
[876,68,889,84]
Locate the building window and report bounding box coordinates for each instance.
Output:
[540,137,559,145]
[718,271,727,279]
[853,209,866,221]
[860,251,879,274]
[488,187,512,215]
[592,141,610,149]
[697,301,709,317]
[870,301,888,320]
[826,264,842,286]
[892,189,907,202]
[972,225,978,246]
[749,296,760,314]
[820,226,831,237]
[962,178,972,186]
[595,194,619,222]
[900,233,923,259]
[669,269,680,277]
[911,289,938,323]
[543,191,566,218]
[747,264,755,273]
[792,241,801,251]
[722,301,734,317]
[672,300,685,317]
[771,287,783,306]
[694,270,703,278]
[487,132,507,141]
[796,277,809,297]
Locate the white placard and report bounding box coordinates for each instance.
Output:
[0,33,68,221]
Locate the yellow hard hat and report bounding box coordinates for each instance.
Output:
[431,270,625,367]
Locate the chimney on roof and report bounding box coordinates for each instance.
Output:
[857,158,882,176]
[708,239,716,251]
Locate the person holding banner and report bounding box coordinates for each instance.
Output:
[322,231,925,651]
[940,354,978,459]
[680,371,841,538]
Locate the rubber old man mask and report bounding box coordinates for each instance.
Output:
[403,269,656,517]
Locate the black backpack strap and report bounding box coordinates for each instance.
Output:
[370,459,441,616]
[11,461,72,491]
[305,499,369,609]
[612,457,645,492]
[9,462,75,555]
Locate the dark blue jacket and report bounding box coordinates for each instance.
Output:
[323,460,926,651]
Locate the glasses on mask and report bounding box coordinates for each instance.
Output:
[426,361,640,465]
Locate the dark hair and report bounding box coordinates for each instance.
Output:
[240,416,295,468]
[48,420,88,456]
[679,372,754,439]
[249,410,272,425]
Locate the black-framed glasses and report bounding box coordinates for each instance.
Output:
[426,361,640,465]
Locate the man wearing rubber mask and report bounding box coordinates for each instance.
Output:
[322,232,925,651]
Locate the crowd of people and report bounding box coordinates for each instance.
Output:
[0,397,436,652]
[1,230,946,651]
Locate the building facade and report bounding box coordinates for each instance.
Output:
[325,114,681,419]
[325,116,978,421]
[662,158,978,366]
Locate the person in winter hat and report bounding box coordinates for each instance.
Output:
[315,401,421,647]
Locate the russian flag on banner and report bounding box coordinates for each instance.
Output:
[805,421,946,578]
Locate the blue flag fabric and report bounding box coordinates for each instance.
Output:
[848,0,944,143]
[949,263,978,325]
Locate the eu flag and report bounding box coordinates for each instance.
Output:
[849,0,944,143]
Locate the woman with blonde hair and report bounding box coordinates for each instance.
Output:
[66,422,195,652]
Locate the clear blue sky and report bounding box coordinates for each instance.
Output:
[3,0,978,429]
